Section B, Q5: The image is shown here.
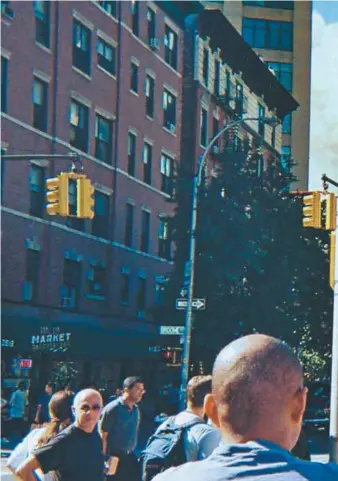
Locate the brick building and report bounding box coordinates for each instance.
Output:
[1,0,201,393]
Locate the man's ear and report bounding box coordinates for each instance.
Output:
[291,387,307,424]
[204,393,220,428]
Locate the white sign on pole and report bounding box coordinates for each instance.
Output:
[159,326,185,336]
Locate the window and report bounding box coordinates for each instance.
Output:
[164,25,178,70]
[282,112,292,134]
[131,0,139,36]
[69,100,89,152]
[62,259,82,309]
[97,38,116,76]
[98,1,117,17]
[235,82,244,115]
[143,142,152,185]
[140,210,150,253]
[1,56,8,113]
[200,108,208,147]
[33,78,48,132]
[163,89,176,132]
[202,48,209,87]
[92,191,109,238]
[130,62,139,93]
[124,203,134,247]
[87,264,106,298]
[1,150,5,200]
[73,20,91,75]
[155,276,166,304]
[158,218,171,260]
[34,1,50,48]
[160,154,174,196]
[214,60,220,96]
[258,105,265,137]
[281,145,291,170]
[145,75,155,118]
[137,277,147,311]
[67,179,85,231]
[24,249,40,303]
[212,116,219,147]
[95,115,112,164]
[120,270,130,304]
[243,18,293,51]
[127,132,136,176]
[147,8,156,43]
[267,62,293,92]
[29,165,45,218]
[243,1,294,9]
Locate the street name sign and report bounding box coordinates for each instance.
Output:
[175,298,206,311]
[159,326,185,335]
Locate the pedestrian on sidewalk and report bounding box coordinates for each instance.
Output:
[7,389,74,480]
[141,375,220,480]
[9,381,28,438]
[15,388,104,481]
[99,376,145,481]
[152,334,338,481]
[33,382,54,426]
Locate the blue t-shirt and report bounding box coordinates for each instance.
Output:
[153,440,338,481]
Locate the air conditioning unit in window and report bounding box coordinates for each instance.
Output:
[168,123,176,134]
[211,145,219,154]
[149,38,160,50]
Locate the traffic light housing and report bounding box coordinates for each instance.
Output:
[78,177,95,219]
[302,192,321,229]
[325,193,337,231]
[46,173,69,216]
[330,232,336,290]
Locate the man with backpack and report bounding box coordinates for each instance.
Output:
[141,375,220,481]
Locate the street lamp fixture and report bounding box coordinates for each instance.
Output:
[179,116,280,410]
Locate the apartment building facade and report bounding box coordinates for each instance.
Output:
[203,0,312,189]
[1,0,199,391]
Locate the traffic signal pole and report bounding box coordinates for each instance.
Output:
[321,174,338,463]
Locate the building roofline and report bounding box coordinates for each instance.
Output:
[197,9,299,119]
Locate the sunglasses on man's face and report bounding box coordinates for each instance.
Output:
[79,403,102,412]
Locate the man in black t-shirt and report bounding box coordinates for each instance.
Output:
[15,388,104,481]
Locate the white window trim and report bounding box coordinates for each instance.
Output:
[144,136,154,145]
[1,48,11,59]
[95,106,115,120]
[163,83,178,97]
[92,182,113,196]
[71,91,92,108]
[127,197,136,206]
[72,10,94,30]
[128,127,138,137]
[147,1,158,12]
[141,205,151,213]
[131,56,140,66]
[30,159,49,168]
[161,148,176,159]
[97,29,117,47]
[145,68,156,79]
[33,69,51,84]
[164,18,179,35]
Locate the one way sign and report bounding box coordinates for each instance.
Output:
[175,298,206,311]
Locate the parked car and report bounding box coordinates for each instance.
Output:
[303,382,330,433]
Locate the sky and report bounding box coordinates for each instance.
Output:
[309,1,338,190]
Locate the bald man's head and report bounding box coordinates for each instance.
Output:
[208,334,305,447]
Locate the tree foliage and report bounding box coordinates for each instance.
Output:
[153,141,333,378]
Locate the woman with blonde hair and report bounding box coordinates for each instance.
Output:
[7,390,74,480]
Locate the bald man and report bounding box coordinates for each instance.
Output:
[16,389,104,481]
[153,334,338,481]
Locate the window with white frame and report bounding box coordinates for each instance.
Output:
[29,164,45,218]
[33,78,48,132]
[163,89,176,132]
[95,114,112,164]
[92,191,110,239]
[202,48,209,87]
[127,132,136,176]
[131,0,139,36]
[145,75,155,118]
[214,59,220,96]
[73,20,91,75]
[164,25,178,70]
[130,61,139,93]
[34,1,50,48]
[143,142,152,185]
[97,38,116,76]
[69,100,89,152]
[160,154,174,196]
[158,218,171,260]
[140,210,150,253]
[87,263,106,298]
[200,108,208,147]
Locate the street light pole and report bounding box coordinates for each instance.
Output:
[179,116,279,410]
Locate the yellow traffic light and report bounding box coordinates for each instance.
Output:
[46,173,69,216]
[325,193,337,231]
[78,177,95,219]
[302,192,321,229]
[330,232,336,290]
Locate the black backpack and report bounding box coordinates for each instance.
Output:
[140,415,203,481]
